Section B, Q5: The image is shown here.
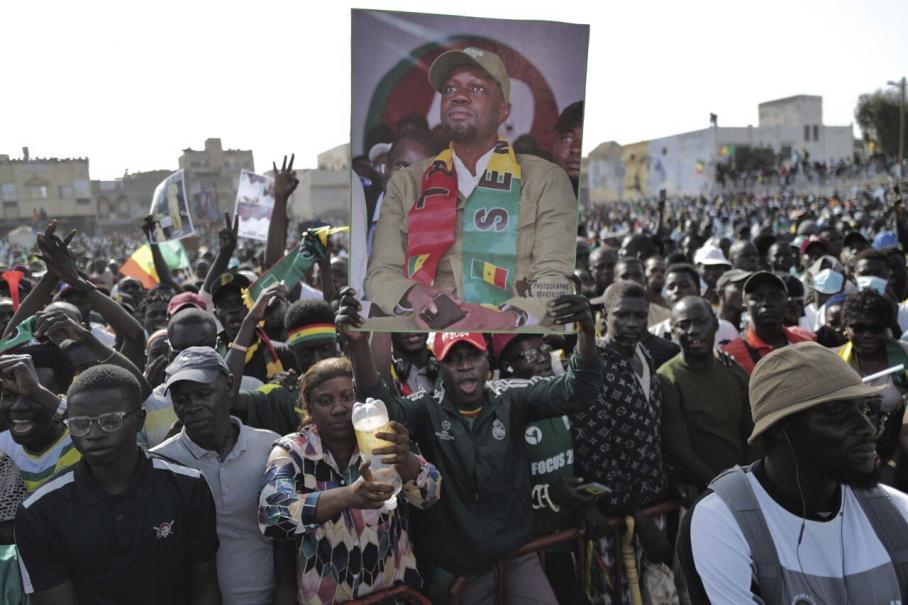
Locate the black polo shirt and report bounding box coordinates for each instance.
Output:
[15,448,218,604]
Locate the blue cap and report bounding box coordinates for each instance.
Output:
[872,231,899,250]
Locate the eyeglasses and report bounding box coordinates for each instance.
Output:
[515,343,553,364]
[64,411,136,437]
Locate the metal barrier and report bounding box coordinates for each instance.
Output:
[344,584,432,605]
[448,499,681,605]
[340,498,680,605]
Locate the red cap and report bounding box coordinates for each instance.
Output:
[167,292,208,317]
[491,333,519,359]
[432,332,486,361]
[799,237,827,256]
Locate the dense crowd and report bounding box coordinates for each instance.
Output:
[3,49,908,605]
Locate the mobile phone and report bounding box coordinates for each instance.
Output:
[418,292,466,329]
[577,481,611,497]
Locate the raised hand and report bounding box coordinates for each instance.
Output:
[35,227,86,290]
[0,354,43,398]
[248,282,289,324]
[547,294,594,331]
[335,287,367,342]
[273,154,299,201]
[219,211,239,254]
[34,310,90,345]
[141,215,157,241]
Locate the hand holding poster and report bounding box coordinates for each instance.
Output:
[148,170,194,242]
[234,170,275,242]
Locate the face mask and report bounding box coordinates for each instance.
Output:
[813,269,844,295]
[856,275,888,295]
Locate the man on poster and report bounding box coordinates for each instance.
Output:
[364,47,577,330]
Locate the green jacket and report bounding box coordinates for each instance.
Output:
[356,353,600,577]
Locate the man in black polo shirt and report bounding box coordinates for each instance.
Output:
[14,365,221,605]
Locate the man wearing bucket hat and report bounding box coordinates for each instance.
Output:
[722,272,814,374]
[677,342,908,604]
[365,46,577,330]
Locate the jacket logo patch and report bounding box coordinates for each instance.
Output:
[492,419,506,441]
[525,426,542,445]
[153,520,175,539]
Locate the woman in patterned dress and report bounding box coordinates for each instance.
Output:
[258,357,441,604]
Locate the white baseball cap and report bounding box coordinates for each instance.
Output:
[693,246,731,267]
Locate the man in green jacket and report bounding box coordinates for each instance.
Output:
[336,288,599,604]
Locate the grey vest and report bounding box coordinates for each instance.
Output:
[709,465,908,604]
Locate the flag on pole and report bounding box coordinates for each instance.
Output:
[118,241,191,288]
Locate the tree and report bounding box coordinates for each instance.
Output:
[856,89,906,157]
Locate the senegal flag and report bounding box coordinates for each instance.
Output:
[471,259,509,290]
[119,241,190,288]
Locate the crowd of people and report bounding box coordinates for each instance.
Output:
[3,51,908,605]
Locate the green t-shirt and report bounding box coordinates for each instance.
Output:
[657,354,757,489]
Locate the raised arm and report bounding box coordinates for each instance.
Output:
[3,223,71,339]
[509,293,600,423]
[36,228,146,368]
[335,288,379,390]
[142,215,180,293]
[34,310,151,399]
[224,282,289,405]
[203,213,239,295]
[265,155,299,269]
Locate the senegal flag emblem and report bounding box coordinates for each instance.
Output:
[471,259,509,290]
[407,254,430,278]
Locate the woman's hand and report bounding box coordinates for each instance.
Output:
[344,460,396,510]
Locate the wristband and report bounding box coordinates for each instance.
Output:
[51,397,67,423]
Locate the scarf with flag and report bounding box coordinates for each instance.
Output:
[242,226,348,307]
[406,138,520,305]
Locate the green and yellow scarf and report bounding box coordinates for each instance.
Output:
[406,138,521,305]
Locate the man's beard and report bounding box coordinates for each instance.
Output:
[829,461,880,491]
[443,121,477,143]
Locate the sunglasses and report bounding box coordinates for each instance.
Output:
[514,343,553,364]
[64,411,136,437]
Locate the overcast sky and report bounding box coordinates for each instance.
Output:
[3,0,906,180]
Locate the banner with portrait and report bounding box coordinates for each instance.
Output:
[350,9,589,333]
[233,170,275,242]
[148,170,194,242]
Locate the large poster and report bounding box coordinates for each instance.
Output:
[351,9,589,333]
[234,170,275,242]
[148,170,194,242]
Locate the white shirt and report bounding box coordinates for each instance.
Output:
[453,147,495,199]
[691,472,908,603]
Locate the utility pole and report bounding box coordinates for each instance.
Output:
[889,77,906,180]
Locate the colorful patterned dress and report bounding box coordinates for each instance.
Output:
[258,425,441,604]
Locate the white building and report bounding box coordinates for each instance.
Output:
[587,95,855,203]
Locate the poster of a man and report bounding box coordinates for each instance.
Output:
[234,170,276,241]
[148,170,194,242]
[351,10,589,332]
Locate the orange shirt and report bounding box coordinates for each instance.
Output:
[722,325,816,374]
